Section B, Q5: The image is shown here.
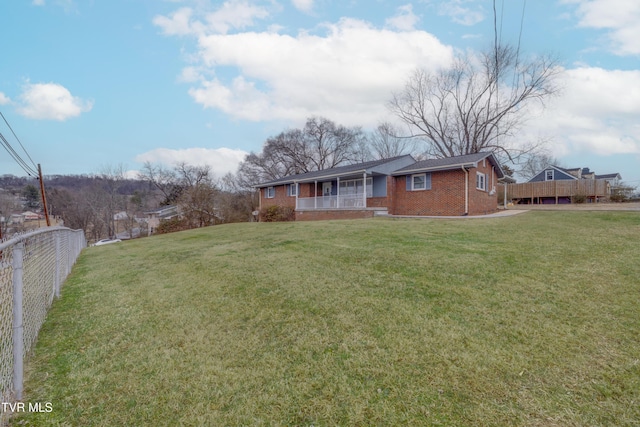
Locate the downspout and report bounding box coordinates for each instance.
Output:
[462,166,469,216]
[258,187,262,222]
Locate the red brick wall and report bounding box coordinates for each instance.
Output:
[367,197,388,208]
[392,165,499,216]
[295,209,376,221]
[260,185,295,210]
[468,159,499,215]
[393,170,466,216]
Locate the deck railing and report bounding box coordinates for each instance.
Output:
[296,195,367,209]
[503,179,610,202]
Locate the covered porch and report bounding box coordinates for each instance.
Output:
[293,172,378,210]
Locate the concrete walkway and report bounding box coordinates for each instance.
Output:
[386,209,529,219]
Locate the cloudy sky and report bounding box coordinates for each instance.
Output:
[1,0,638,185]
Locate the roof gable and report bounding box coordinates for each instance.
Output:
[528,166,577,182]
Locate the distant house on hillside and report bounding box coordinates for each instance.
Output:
[144,205,179,235]
[508,165,622,204]
[254,152,507,220]
[22,211,42,221]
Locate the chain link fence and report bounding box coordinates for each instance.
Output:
[0,227,85,424]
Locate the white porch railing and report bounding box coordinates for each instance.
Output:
[296,195,366,209]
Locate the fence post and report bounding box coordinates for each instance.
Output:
[55,231,62,298]
[12,242,24,401]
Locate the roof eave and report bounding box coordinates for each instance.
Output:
[392,162,479,176]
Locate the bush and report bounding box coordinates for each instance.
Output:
[571,194,587,204]
[261,205,295,222]
[156,217,191,234]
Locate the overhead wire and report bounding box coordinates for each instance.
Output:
[0,111,39,177]
[1,111,38,172]
[0,131,38,176]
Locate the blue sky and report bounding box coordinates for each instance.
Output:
[1,0,639,186]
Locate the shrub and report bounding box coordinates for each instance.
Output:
[571,194,587,204]
[261,205,295,222]
[156,217,191,234]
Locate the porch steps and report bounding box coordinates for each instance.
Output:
[373,209,389,217]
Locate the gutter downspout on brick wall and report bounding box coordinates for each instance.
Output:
[462,166,469,215]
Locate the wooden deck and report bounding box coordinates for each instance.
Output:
[500,179,611,204]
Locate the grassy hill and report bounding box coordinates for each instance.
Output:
[13,212,640,426]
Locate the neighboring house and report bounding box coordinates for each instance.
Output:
[22,211,42,221]
[508,165,622,204]
[144,205,179,235]
[255,152,505,220]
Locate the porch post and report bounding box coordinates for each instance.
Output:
[363,172,367,208]
[295,181,299,209]
[337,177,340,208]
[314,180,317,209]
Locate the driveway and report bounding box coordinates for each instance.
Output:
[505,202,640,212]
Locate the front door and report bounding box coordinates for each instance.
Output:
[323,182,332,196]
[322,182,333,207]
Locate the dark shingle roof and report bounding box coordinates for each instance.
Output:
[595,173,621,180]
[393,152,504,177]
[256,155,414,187]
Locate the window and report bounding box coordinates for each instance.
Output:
[339,178,373,197]
[476,172,486,191]
[265,187,275,198]
[287,183,297,196]
[545,170,554,181]
[411,173,431,191]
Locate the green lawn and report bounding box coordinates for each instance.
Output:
[11,211,640,426]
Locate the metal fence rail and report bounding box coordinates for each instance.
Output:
[0,227,85,424]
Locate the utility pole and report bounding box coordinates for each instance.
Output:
[37,164,51,226]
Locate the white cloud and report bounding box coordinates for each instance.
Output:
[0,92,10,105]
[153,1,270,36]
[385,4,420,31]
[32,0,45,5]
[526,67,640,157]
[185,18,453,126]
[291,0,314,14]
[438,0,485,26]
[16,82,93,121]
[563,0,640,55]
[135,147,249,177]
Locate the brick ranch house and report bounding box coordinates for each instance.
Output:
[255,152,506,221]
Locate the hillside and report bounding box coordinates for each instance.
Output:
[13,213,640,426]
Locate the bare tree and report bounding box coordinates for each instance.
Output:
[174,162,219,228]
[388,44,560,161]
[518,152,562,181]
[138,162,180,205]
[369,122,417,159]
[139,162,219,230]
[240,116,369,184]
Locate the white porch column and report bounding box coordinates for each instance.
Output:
[314,180,317,209]
[337,177,340,208]
[295,182,298,209]
[363,172,367,208]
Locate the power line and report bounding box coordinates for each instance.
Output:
[0,111,39,177]
[0,111,38,172]
[0,131,38,176]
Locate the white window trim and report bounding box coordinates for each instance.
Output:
[476,172,486,191]
[287,183,297,196]
[412,173,427,191]
[545,170,554,181]
[265,186,275,198]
